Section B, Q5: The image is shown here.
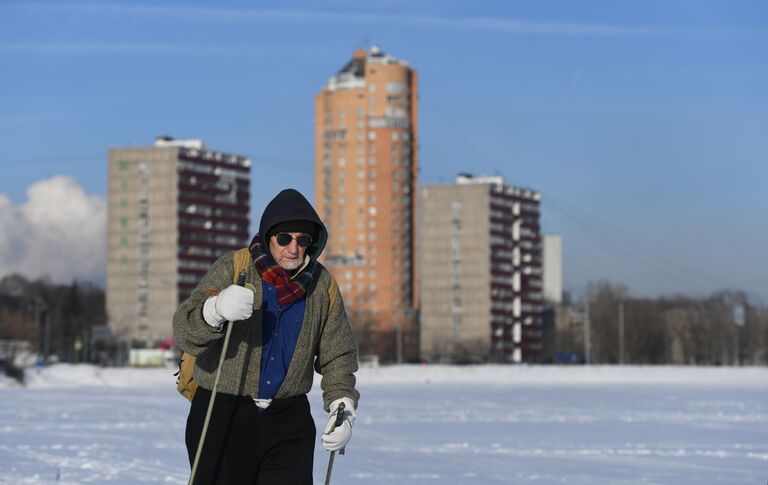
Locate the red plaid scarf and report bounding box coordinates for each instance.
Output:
[249,233,316,308]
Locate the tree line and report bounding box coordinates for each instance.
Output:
[0,274,106,364]
[1,273,765,366]
[553,281,768,365]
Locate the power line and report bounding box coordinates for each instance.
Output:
[546,205,687,296]
[421,93,510,181]
[544,193,729,288]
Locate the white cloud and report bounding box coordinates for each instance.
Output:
[0,176,105,285]
[5,2,709,39]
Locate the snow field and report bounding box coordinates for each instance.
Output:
[1,364,766,484]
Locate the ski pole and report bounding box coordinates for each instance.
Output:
[188,270,247,485]
[324,401,346,485]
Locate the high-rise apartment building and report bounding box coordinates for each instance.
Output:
[420,174,544,363]
[107,137,251,343]
[315,46,418,361]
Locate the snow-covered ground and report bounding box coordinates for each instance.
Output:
[1,364,766,484]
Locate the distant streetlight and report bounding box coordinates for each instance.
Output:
[584,298,591,365]
[733,303,745,366]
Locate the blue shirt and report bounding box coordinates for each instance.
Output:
[258,279,307,399]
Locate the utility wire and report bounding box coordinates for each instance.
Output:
[425,92,690,294]
[543,201,699,291]
[544,203,694,296]
[421,94,509,181]
[544,193,730,288]
[421,92,763,300]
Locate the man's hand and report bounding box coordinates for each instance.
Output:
[202,284,254,327]
[322,397,357,451]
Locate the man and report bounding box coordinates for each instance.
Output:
[173,188,359,484]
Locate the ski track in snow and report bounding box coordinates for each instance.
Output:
[1,364,767,484]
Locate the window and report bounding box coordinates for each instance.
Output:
[513,220,522,240]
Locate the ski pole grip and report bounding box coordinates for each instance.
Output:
[236,270,247,287]
[333,402,346,430]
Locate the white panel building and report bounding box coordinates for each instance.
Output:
[543,235,563,304]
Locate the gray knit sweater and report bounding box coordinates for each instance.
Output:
[172,251,359,411]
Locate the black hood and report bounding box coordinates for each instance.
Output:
[257,188,327,262]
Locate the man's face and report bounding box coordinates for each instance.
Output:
[269,232,310,272]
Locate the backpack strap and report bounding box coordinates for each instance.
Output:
[327,274,339,313]
[232,247,251,282]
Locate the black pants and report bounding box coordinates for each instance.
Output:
[185,388,316,485]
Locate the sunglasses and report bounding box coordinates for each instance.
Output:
[274,232,313,248]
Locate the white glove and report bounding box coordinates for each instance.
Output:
[202,285,253,327]
[322,397,357,451]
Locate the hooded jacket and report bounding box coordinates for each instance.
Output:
[172,189,359,410]
[257,188,328,266]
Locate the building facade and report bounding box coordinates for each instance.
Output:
[315,46,419,361]
[420,174,544,363]
[107,137,250,344]
[543,234,563,304]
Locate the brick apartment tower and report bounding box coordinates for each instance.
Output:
[315,47,419,362]
[107,137,250,344]
[420,175,544,363]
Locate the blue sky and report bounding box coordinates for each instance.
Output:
[1,1,766,301]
